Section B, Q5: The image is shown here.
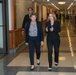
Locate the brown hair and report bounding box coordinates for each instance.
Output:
[28,7,33,11]
[30,13,37,17]
[48,12,57,21]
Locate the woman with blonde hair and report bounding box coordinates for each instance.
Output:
[45,12,61,71]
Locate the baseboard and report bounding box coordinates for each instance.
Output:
[9,41,25,54]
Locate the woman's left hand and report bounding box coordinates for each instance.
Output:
[41,41,44,46]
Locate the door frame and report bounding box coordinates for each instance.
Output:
[0,0,9,54]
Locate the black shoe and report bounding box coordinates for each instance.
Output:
[37,59,40,65]
[55,63,58,66]
[48,68,52,71]
[37,62,40,65]
[30,66,35,71]
[55,63,58,68]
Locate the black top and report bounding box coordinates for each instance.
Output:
[46,20,61,40]
[25,21,44,43]
[22,14,31,31]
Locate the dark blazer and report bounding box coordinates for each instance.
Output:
[25,21,44,43]
[22,14,31,29]
[46,20,61,40]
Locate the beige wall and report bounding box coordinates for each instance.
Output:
[34,2,37,13]
[34,2,53,21]
[34,2,42,21]
[43,5,47,20]
[50,8,52,12]
[16,0,32,28]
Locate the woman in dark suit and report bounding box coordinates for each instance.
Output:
[45,12,61,71]
[25,13,44,70]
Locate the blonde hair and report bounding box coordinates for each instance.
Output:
[48,12,57,21]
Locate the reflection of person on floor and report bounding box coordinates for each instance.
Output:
[25,13,44,70]
[22,7,33,36]
[45,12,61,71]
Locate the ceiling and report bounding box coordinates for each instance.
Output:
[34,0,76,10]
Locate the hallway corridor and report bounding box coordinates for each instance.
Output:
[0,20,76,75]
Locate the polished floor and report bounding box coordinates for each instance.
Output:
[0,19,76,75]
[0,54,5,59]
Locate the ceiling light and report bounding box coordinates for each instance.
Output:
[67,3,73,10]
[71,3,73,5]
[51,3,60,10]
[47,0,49,1]
[58,2,66,4]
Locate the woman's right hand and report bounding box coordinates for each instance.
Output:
[26,43,28,46]
[41,41,44,46]
[46,27,48,32]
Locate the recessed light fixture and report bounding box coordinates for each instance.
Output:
[51,3,60,10]
[67,3,73,9]
[58,2,66,4]
[47,0,49,1]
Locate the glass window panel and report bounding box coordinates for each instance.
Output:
[0,3,3,25]
[0,27,3,48]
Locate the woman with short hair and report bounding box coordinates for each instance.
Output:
[25,13,44,71]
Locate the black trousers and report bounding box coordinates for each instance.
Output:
[47,38,60,68]
[28,36,41,65]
